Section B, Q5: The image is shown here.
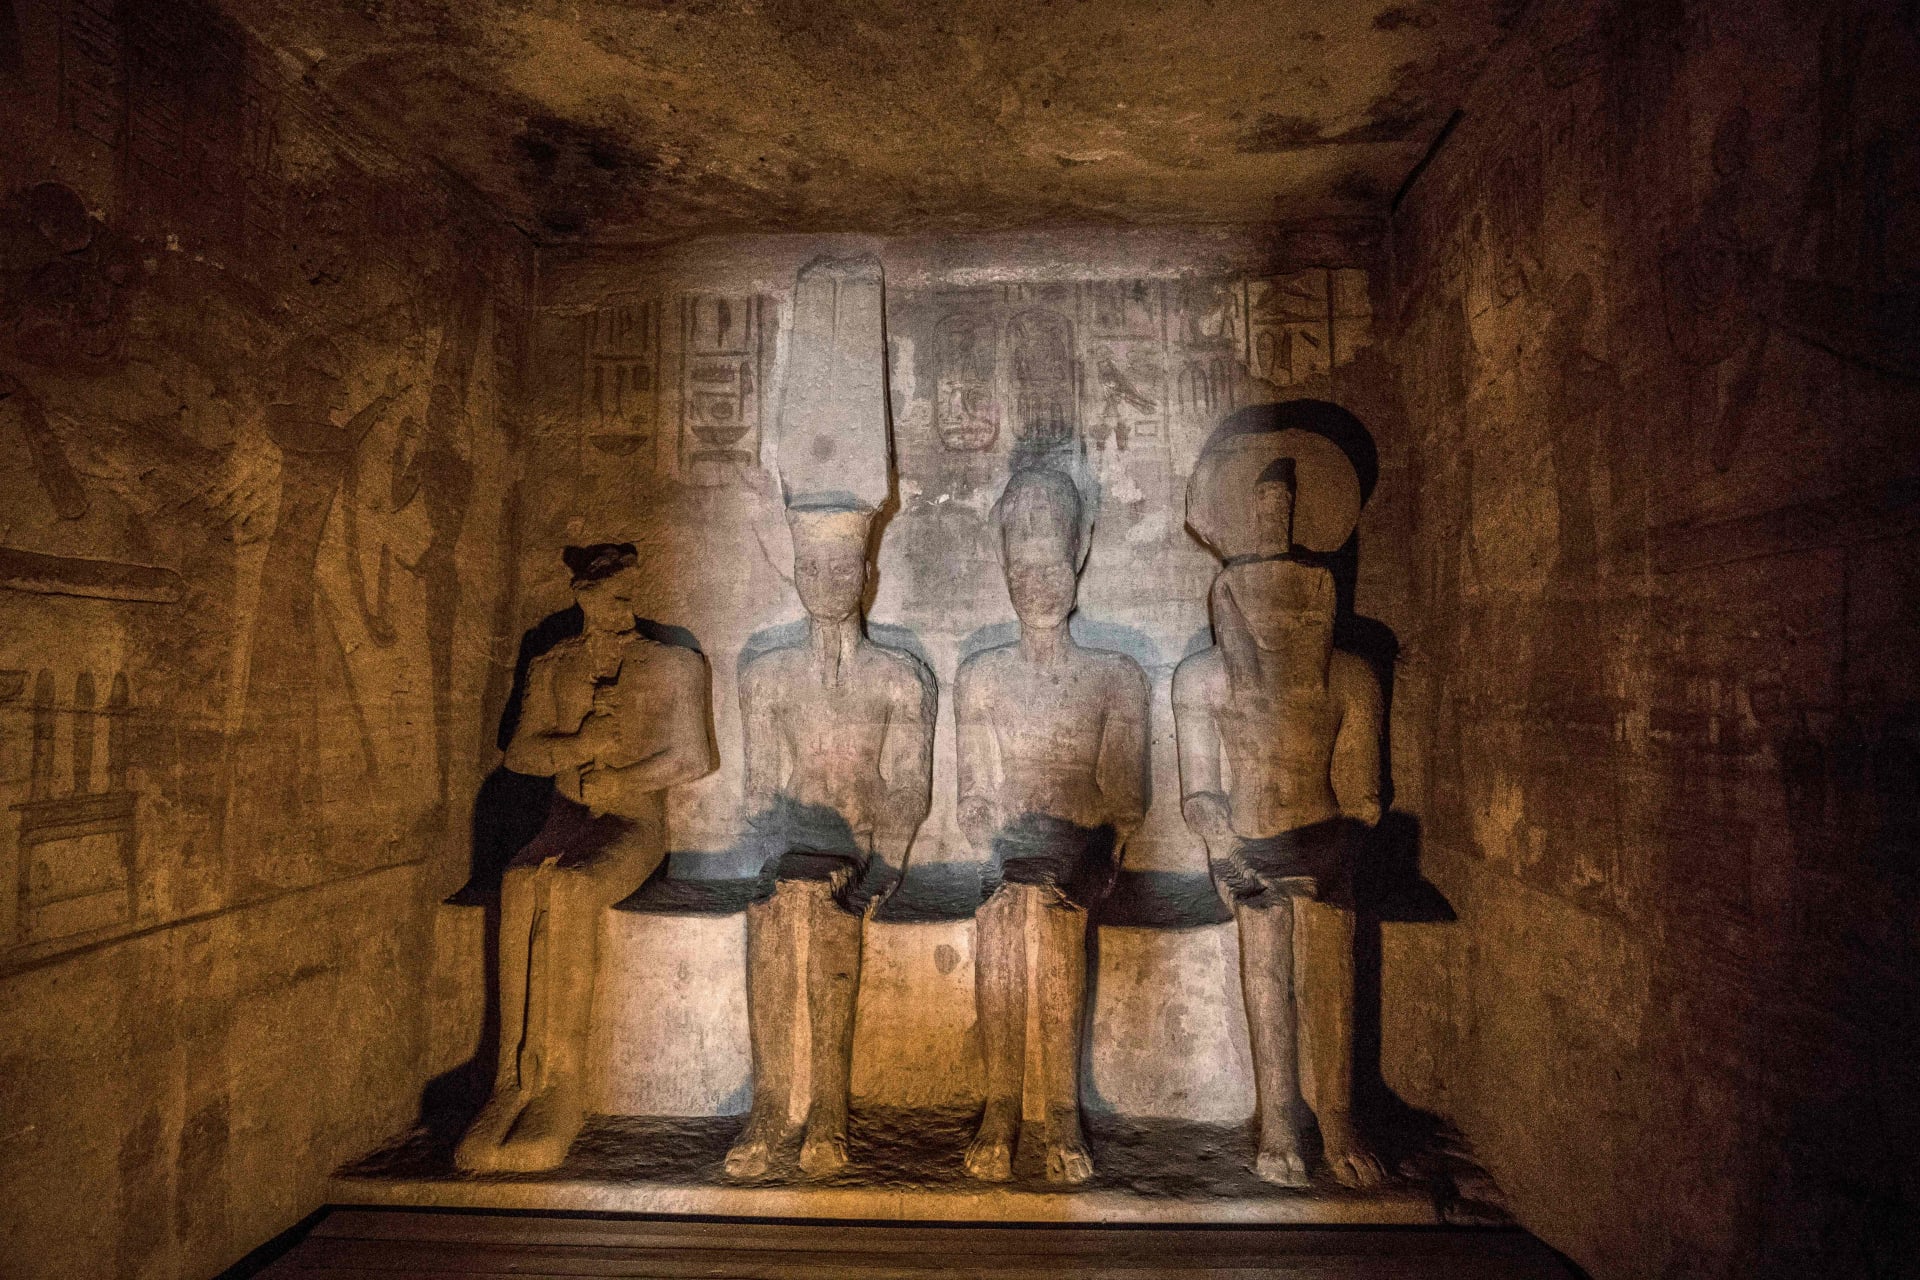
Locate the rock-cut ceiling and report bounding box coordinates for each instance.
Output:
[215,0,1523,243]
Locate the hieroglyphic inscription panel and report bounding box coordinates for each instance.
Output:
[679,293,768,481]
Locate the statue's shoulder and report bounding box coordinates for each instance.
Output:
[957,641,1018,684]
[1081,644,1149,689]
[865,636,935,694]
[530,634,587,670]
[626,633,706,677]
[738,641,801,687]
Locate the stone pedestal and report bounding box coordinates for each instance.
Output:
[563,901,1253,1123]
[363,899,1453,1225]
[1087,922,1255,1123]
[588,911,753,1116]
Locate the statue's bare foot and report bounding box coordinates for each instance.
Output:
[1254,1122,1311,1188]
[453,1087,525,1173]
[962,1106,1018,1182]
[1042,1109,1093,1186]
[490,1085,582,1173]
[1328,1136,1390,1189]
[798,1121,849,1177]
[723,1114,781,1179]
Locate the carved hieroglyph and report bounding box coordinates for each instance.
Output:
[1173,414,1387,1189]
[956,466,1148,1183]
[456,545,716,1173]
[725,507,936,1178]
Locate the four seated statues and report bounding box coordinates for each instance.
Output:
[455,414,1390,1189]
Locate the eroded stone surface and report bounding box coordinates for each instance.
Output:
[209,0,1519,242]
[2,5,530,1273]
[1380,0,1920,1276]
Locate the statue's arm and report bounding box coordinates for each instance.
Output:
[1097,659,1152,849]
[874,660,937,868]
[1172,652,1233,852]
[954,658,999,853]
[738,655,784,822]
[589,647,719,792]
[503,655,573,778]
[1331,656,1385,827]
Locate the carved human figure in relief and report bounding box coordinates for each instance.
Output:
[956,467,1148,1184]
[724,507,936,1179]
[456,544,717,1173]
[1173,421,1387,1189]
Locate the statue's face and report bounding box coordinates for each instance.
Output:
[575,565,641,634]
[791,512,869,623]
[1222,560,1331,652]
[1003,509,1078,630]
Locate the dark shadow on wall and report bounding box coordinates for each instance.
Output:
[416,604,703,1148]
[1351,811,1461,1175]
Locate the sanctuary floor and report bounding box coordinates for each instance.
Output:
[250,1209,1579,1278]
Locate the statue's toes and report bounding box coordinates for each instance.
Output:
[1255,1148,1311,1188]
[453,1132,509,1173]
[723,1140,773,1180]
[721,1136,775,1189]
[491,1132,573,1173]
[1045,1140,1094,1186]
[1330,1147,1387,1189]
[798,1133,849,1177]
[963,1137,1014,1182]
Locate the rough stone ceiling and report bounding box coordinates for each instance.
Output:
[219,0,1521,244]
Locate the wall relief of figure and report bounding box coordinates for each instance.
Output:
[456,543,717,1172]
[956,464,1148,1183]
[228,334,407,890]
[1174,411,1386,1189]
[725,505,936,1179]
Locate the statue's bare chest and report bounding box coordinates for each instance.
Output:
[982,663,1111,763]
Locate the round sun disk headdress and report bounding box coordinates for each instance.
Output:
[1185,414,1363,558]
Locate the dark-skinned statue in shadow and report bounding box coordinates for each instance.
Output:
[1174,424,1388,1190]
[456,544,717,1173]
[956,465,1148,1185]
[724,506,936,1179]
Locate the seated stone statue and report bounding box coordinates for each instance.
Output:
[456,543,716,1173]
[1174,437,1387,1189]
[955,466,1147,1185]
[724,506,936,1179]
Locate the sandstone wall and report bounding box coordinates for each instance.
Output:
[0,2,528,1274]
[1382,1,1920,1275]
